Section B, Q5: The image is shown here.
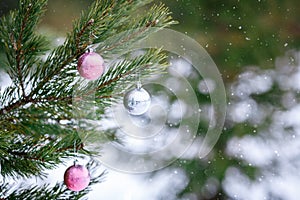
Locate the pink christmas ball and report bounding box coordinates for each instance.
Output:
[64,164,91,191]
[77,52,105,80]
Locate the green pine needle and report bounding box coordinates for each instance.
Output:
[0,0,175,198]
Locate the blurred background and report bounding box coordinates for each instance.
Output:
[1,0,300,199]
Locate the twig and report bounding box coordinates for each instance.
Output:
[98,21,157,53]
[0,19,94,116]
[15,4,33,99]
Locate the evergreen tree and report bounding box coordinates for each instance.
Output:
[0,0,175,199]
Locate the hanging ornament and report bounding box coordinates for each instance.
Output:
[64,164,91,191]
[123,82,151,115]
[77,51,105,80]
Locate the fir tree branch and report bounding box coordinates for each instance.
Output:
[5,138,84,162]
[0,160,106,200]
[30,19,94,97]
[0,129,87,179]
[0,0,175,116]
[0,0,175,190]
[96,48,168,95]
[14,2,33,98]
[97,3,176,56]
[0,0,48,112]
[69,48,167,117]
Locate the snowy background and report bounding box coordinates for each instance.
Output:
[1,0,300,199]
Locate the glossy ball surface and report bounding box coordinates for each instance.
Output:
[64,164,90,191]
[77,52,105,80]
[123,87,151,115]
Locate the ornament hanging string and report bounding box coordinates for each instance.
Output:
[136,65,142,90]
[77,29,105,80]
[123,65,151,115]
[73,140,78,165]
[87,30,100,53]
[64,135,91,192]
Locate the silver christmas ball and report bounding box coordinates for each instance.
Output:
[123,87,151,115]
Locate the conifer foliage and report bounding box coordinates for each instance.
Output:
[0,0,174,198]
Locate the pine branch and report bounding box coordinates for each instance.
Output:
[0,0,176,194]
[0,0,48,112]
[0,129,86,179]
[69,48,168,118]
[0,161,106,200]
[14,1,34,98]
[0,0,174,117]
[97,3,176,56]
[96,48,167,96]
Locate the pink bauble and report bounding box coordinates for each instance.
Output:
[77,52,105,80]
[64,164,91,191]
